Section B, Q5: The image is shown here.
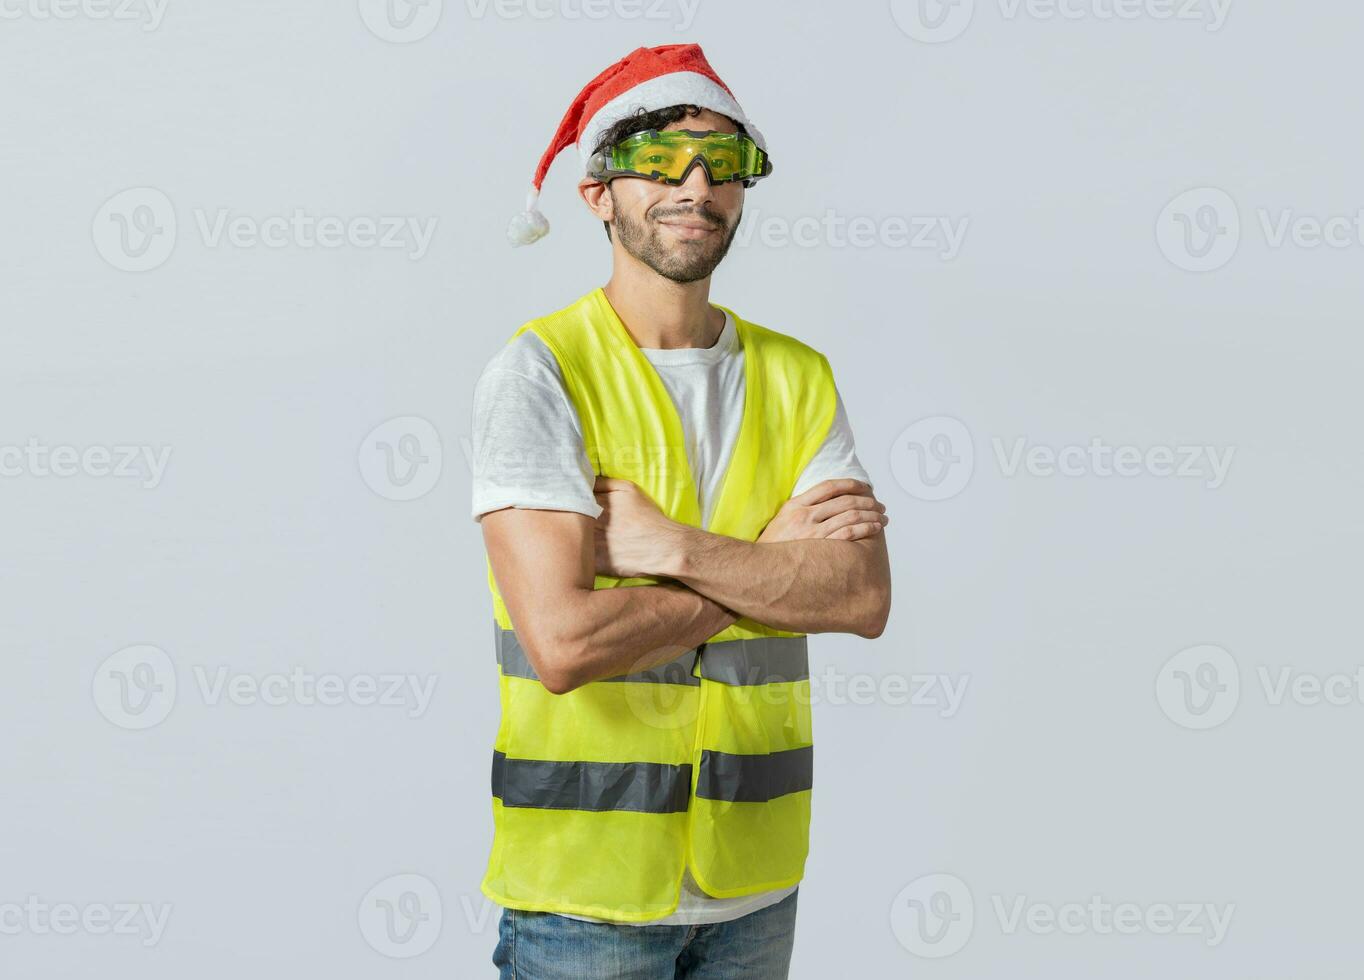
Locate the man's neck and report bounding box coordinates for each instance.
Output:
[601,271,726,351]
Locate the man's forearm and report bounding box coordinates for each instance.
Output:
[655,527,890,638]
[535,583,737,693]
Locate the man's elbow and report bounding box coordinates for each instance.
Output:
[519,630,588,695]
[534,660,578,698]
[539,669,581,696]
[854,582,892,639]
[855,616,888,640]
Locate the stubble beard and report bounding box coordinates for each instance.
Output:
[609,187,741,284]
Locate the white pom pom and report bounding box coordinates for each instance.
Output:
[507,188,550,247]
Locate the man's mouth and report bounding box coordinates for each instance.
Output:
[657,217,719,240]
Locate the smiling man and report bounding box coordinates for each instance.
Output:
[474,43,892,980]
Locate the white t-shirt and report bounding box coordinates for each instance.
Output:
[470,306,870,926]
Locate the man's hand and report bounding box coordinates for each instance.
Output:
[592,477,685,579]
[758,478,888,544]
[595,475,890,578]
[591,474,891,637]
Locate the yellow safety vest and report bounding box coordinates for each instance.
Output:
[480,286,837,923]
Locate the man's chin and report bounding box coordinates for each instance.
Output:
[651,248,724,283]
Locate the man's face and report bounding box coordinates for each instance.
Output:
[603,109,746,284]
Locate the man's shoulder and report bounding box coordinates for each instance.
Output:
[478,329,563,392]
[723,306,831,373]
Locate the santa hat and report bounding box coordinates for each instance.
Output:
[507,43,767,247]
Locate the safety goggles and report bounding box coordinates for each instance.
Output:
[587,129,773,188]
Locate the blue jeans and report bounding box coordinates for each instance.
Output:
[492,889,799,979]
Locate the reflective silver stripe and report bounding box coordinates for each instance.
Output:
[696,746,813,803]
[491,751,692,813]
[698,636,809,686]
[495,625,700,686]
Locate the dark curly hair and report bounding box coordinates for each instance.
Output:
[591,104,750,243]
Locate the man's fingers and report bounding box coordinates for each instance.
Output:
[810,493,884,524]
[789,478,871,508]
[796,478,870,505]
[819,509,889,536]
[827,520,885,541]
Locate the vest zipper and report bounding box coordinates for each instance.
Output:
[683,641,709,890]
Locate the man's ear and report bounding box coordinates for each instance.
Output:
[579,177,613,223]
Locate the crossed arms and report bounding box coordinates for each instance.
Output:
[481,477,892,694]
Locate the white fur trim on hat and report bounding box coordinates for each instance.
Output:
[576,70,767,171]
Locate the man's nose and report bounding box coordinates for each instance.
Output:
[669,158,715,203]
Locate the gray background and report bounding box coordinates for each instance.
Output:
[3,0,1361,976]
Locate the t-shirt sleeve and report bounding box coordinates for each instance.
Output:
[790,385,873,498]
[470,334,603,522]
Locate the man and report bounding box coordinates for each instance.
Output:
[473,43,892,979]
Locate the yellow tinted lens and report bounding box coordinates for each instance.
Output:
[704,147,742,177]
[613,133,760,182]
[619,141,690,179]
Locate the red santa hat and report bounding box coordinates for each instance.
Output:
[507,43,767,247]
